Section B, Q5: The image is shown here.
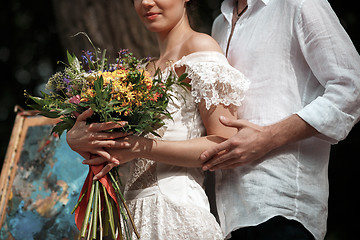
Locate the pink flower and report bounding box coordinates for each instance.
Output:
[69,95,81,104]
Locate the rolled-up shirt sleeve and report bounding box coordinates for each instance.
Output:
[295,0,360,143]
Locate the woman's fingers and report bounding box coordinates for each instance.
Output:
[82,156,117,181]
[82,155,119,181]
[93,163,117,180]
[89,121,128,132]
[94,150,121,165]
[82,156,108,165]
[83,149,121,166]
[88,131,131,141]
[77,108,94,121]
[89,139,131,148]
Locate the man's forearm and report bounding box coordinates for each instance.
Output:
[266,114,319,150]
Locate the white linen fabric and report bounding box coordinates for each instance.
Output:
[118,51,249,240]
[212,0,360,239]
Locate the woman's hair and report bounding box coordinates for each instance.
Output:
[186,0,198,13]
[186,0,199,28]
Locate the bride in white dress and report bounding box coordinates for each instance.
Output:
[67,0,249,239]
[114,50,249,239]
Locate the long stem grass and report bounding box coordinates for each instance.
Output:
[73,168,139,240]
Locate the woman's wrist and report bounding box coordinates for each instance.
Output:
[127,135,155,160]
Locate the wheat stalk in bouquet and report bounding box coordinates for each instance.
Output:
[25,33,188,239]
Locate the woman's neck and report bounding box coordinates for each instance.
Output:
[156,14,193,65]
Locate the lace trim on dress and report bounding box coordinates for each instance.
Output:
[125,158,158,192]
[174,53,250,110]
[189,62,249,110]
[123,130,166,192]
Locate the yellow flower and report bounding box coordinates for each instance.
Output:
[102,72,113,85]
[123,109,132,116]
[135,100,142,107]
[114,69,127,79]
[83,88,94,97]
[113,82,130,95]
[124,90,135,102]
[140,71,153,90]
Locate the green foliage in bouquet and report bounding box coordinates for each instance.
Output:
[25,33,188,137]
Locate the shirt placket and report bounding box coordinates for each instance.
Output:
[225,8,249,58]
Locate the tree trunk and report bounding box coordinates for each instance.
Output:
[52,0,159,59]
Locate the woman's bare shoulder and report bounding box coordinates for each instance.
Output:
[183,32,224,55]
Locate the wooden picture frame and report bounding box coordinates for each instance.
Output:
[0,110,86,239]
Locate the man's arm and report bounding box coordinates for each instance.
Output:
[202,0,360,171]
[200,114,318,171]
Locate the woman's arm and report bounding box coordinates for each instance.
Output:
[85,101,238,180]
[103,134,227,168]
[112,103,237,167]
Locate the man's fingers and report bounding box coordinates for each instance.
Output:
[77,108,94,121]
[200,140,230,163]
[220,116,260,130]
[202,150,234,171]
[207,157,247,171]
[223,161,248,170]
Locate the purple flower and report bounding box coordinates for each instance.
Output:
[81,50,94,65]
[63,78,70,84]
[66,85,72,92]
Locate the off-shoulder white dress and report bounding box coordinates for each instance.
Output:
[119,51,249,240]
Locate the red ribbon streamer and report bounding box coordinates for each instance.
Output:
[74,165,120,232]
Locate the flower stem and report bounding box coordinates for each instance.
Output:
[102,183,116,239]
[81,181,95,238]
[87,212,93,240]
[92,181,100,239]
[71,188,88,214]
[109,171,140,239]
[98,191,103,240]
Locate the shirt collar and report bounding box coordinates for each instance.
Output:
[221,0,271,23]
[261,0,271,5]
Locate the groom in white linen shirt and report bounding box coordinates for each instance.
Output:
[200,0,360,239]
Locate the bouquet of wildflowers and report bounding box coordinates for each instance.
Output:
[25,33,187,239]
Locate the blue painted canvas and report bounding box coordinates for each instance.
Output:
[0,125,87,239]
